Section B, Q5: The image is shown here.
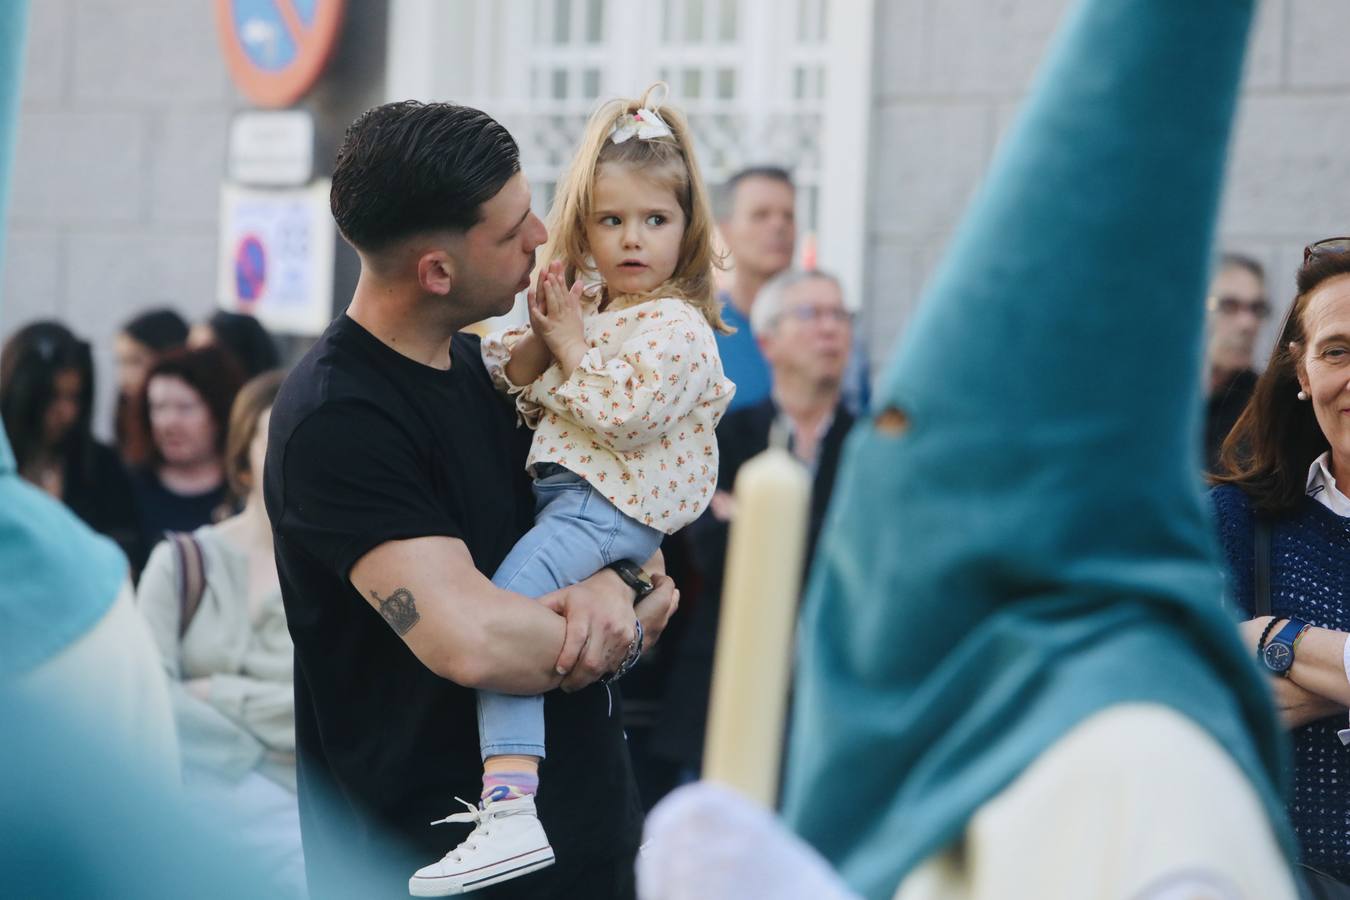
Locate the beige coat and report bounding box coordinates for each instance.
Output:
[136,524,296,790]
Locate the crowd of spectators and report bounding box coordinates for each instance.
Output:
[5,168,1350,890]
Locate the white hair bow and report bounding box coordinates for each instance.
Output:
[608,84,674,144]
[578,256,605,298]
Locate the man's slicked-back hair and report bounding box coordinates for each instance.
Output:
[331,101,521,253]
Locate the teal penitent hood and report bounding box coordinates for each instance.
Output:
[780,0,1296,897]
[0,1,128,678]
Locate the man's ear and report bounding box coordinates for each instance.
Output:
[417,249,456,296]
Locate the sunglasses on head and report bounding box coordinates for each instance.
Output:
[1207,295,1271,319]
[1303,237,1350,265]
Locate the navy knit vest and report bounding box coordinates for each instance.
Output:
[1212,483,1350,879]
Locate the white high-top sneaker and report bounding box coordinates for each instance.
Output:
[409,792,555,896]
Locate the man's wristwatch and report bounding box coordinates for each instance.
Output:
[606,560,654,604]
[1260,617,1310,678]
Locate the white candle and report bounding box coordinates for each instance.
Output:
[702,445,811,807]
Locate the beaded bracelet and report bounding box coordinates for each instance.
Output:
[1257,617,1285,654]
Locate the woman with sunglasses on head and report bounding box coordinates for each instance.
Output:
[0,321,141,565]
[1212,237,1350,885]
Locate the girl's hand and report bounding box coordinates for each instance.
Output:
[525,260,561,337]
[531,264,589,372]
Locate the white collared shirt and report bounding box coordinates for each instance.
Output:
[1305,451,1350,516]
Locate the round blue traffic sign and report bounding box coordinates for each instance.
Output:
[215,0,345,108]
[235,234,267,303]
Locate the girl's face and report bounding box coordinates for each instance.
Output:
[1297,273,1350,477]
[585,164,686,296]
[43,367,84,447]
[147,374,218,468]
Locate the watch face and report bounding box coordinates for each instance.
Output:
[1263,641,1294,673]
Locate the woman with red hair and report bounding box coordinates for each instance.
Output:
[128,345,245,575]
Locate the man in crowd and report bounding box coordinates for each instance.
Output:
[714,167,869,416]
[655,268,857,778]
[265,101,677,900]
[715,167,798,413]
[1204,253,1269,469]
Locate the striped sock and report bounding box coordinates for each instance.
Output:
[481,771,539,802]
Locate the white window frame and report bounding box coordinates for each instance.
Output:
[385,0,873,310]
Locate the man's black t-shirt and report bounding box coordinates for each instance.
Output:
[264,315,643,899]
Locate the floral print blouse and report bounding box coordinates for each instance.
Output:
[482,296,735,534]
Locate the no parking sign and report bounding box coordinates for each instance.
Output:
[217,181,335,335]
[235,235,267,303]
[214,0,345,108]
[214,2,342,333]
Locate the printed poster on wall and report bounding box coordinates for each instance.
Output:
[216,179,335,336]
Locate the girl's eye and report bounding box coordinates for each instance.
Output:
[600,215,621,226]
[645,214,667,226]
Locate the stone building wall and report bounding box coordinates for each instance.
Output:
[864,0,1350,369]
[0,0,386,435]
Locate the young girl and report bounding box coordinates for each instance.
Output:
[408,84,735,896]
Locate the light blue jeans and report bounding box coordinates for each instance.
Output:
[477,464,663,760]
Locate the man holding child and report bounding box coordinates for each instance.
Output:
[265,101,679,899]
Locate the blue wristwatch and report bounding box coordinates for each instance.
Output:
[1260,617,1309,677]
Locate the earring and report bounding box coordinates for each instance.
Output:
[1298,390,1309,401]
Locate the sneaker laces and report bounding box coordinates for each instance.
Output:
[429,797,493,862]
[428,793,536,862]
[429,796,483,829]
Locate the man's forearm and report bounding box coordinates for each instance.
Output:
[466,586,569,694]
[351,536,569,695]
[351,535,655,696]
[462,570,639,693]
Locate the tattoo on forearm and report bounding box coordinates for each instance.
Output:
[371,587,421,635]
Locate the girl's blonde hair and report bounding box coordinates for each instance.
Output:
[536,83,732,334]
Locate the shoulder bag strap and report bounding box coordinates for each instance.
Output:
[1252,517,1272,618]
[168,532,207,638]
